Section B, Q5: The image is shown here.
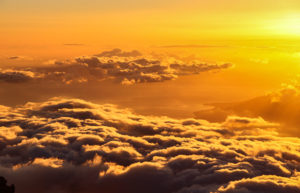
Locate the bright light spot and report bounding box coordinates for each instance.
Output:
[268,14,300,36]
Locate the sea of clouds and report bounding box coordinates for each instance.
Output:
[0,98,299,193]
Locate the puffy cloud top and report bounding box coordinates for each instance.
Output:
[0,98,299,193]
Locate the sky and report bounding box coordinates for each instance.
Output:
[1,1,300,193]
[1,0,300,53]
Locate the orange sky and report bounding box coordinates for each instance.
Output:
[2,2,300,193]
[1,0,300,118]
[1,0,300,52]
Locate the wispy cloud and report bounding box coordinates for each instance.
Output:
[63,44,86,46]
[158,44,230,48]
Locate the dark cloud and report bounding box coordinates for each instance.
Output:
[0,49,233,85]
[0,69,40,83]
[0,98,299,193]
[7,56,31,60]
[0,176,14,193]
[95,48,142,57]
[7,56,21,60]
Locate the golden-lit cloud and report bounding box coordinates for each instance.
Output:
[0,49,232,85]
[0,98,299,193]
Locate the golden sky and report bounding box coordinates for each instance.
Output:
[1,0,300,52]
[1,0,300,119]
[1,1,300,193]
[0,0,300,123]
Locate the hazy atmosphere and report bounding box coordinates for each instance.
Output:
[1,1,300,193]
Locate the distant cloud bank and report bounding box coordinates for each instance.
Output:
[194,83,300,136]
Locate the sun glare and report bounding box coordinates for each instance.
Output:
[270,15,300,36]
[2,1,300,193]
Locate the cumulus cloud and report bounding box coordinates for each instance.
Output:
[0,98,299,193]
[95,48,142,57]
[0,49,233,85]
[194,83,300,136]
[0,69,41,83]
[217,174,300,193]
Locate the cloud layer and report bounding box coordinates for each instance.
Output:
[194,84,300,136]
[0,98,299,193]
[0,49,232,85]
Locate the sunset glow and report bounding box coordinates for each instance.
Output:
[270,14,300,35]
[1,1,300,193]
